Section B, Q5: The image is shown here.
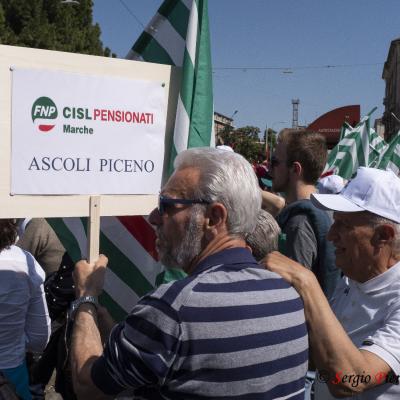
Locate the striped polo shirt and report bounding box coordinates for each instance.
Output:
[92,248,308,399]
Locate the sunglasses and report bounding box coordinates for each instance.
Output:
[158,195,210,216]
[270,156,281,168]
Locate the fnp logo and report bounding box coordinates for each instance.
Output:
[31,97,58,132]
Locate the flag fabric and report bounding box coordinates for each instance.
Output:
[323,116,371,179]
[377,131,400,175]
[368,128,388,168]
[126,0,214,176]
[321,104,400,182]
[48,0,214,321]
[339,121,353,141]
[322,121,353,177]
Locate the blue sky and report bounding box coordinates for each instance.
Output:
[93,0,400,132]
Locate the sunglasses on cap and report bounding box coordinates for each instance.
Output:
[158,195,210,216]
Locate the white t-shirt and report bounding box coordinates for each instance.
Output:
[315,262,400,399]
[0,245,51,369]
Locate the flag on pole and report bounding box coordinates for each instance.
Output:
[377,131,400,175]
[368,128,387,168]
[339,121,353,141]
[323,116,370,179]
[48,0,214,321]
[126,0,214,176]
[322,121,353,177]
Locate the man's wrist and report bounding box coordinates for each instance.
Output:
[292,268,317,296]
[69,295,99,321]
[75,302,98,318]
[75,289,99,298]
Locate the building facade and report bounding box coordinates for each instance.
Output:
[214,111,234,144]
[382,38,400,142]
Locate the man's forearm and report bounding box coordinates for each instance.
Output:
[260,190,285,217]
[97,306,116,344]
[264,252,392,396]
[295,272,390,395]
[296,274,359,368]
[71,304,107,399]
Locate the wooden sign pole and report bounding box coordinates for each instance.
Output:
[87,195,101,264]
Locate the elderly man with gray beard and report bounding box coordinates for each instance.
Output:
[68,147,308,400]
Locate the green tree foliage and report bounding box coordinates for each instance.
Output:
[266,128,277,149]
[264,127,278,159]
[0,0,115,56]
[220,125,265,163]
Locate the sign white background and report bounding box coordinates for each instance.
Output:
[11,68,167,195]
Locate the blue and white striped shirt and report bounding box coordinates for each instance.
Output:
[92,248,308,399]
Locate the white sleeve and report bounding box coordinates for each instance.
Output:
[360,301,400,375]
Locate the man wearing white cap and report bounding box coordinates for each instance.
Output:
[265,167,400,399]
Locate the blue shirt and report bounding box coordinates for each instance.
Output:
[92,247,308,399]
[0,245,50,369]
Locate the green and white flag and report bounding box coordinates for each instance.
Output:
[324,116,370,179]
[127,0,214,176]
[368,128,387,168]
[339,121,353,141]
[324,121,353,173]
[48,0,214,321]
[323,108,388,179]
[377,131,400,175]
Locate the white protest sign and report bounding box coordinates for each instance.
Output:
[11,68,166,195]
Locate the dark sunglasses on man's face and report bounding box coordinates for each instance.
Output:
[270,156,281,168]
[158,195,210,216]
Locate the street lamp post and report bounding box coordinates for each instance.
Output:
[226,110,238,135]
[230,110,238,133]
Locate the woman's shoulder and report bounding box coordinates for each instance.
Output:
[0,245,45,282]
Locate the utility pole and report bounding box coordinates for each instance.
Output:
[292,98,299,129]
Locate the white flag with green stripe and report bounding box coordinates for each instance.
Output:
[47,0,214,321]
[324,116,371,179]
[339,121,353,141]
[368,128,388,168]
[127,0,214,175]
[324,122,352,173]
[377,131,400,175]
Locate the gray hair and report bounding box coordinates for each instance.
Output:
[174,147,261,236]
[246,209,281,261]
[367,213,400,255]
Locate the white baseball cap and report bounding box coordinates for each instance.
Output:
[311,167,400,223]
[317,174,346,194]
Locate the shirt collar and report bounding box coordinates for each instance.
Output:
[193,247,257,275]
[353,261,400,293]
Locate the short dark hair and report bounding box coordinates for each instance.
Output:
[0,219,18,252]
[279,129,327,184]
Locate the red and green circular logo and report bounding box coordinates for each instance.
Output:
[31,97,58,132]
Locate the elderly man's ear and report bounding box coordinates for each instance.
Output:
[372,224,395,249]
[204,203,228,240]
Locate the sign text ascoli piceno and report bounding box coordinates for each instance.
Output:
[28,156,155,173]
[62,107,154,134]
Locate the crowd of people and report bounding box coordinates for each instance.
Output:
[1,130,400,399]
